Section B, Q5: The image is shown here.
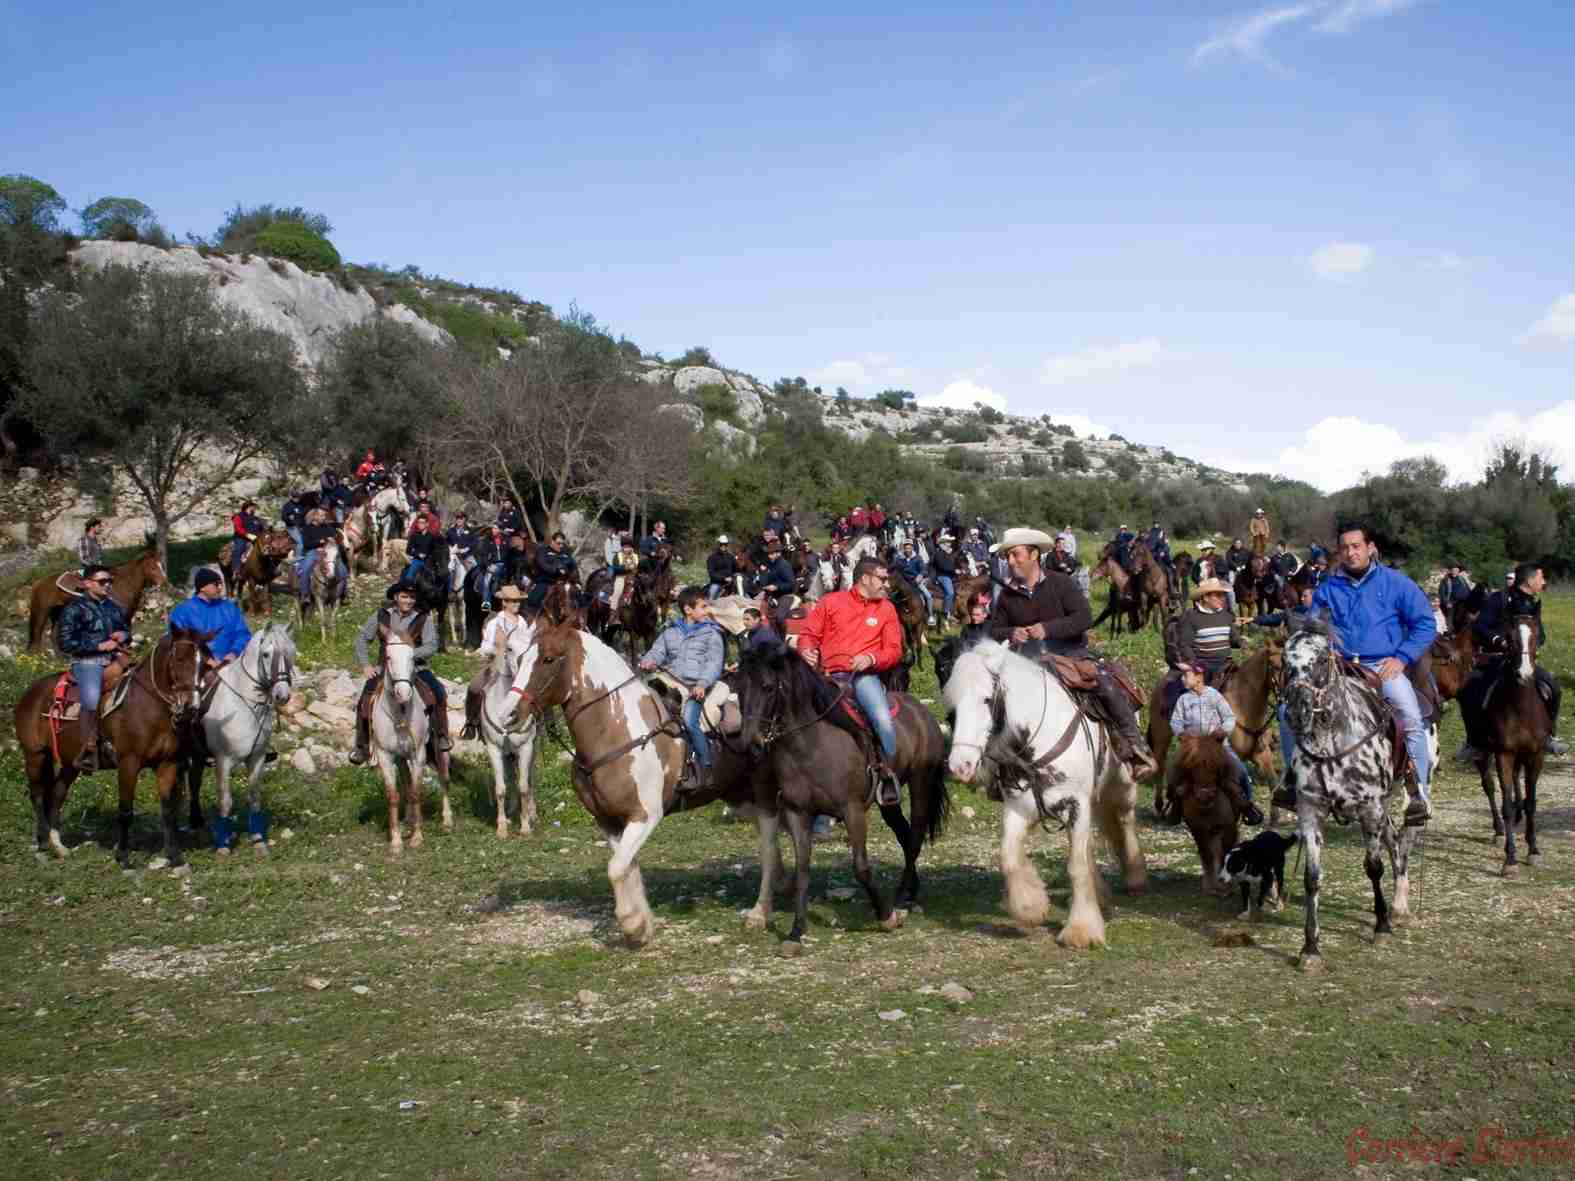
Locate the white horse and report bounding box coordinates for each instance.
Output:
[944,640,1147,948]
[478,622,540,837]
[358,485,410,572]
[447,548,473,646]
[846,532,880,567]
[186,622,297,855]
[370,625,452,853]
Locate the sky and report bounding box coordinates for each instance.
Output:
[5,0,1574,491]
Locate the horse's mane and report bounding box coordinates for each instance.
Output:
[1176,733,1229,779]
[1289,610,1342,650]
[739,641,853,730]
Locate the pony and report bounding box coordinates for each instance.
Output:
[27,549,168,651]
[1459,614,1549,870]
[217,530,293,615]
[1280,617,1420,969]
[367,624,454,853]
[731,644,951,949]
[477,621,542,837]
[1146,639,1284,815]
[945,640,1148,947]
[14,629,211,869]
[1172,735,1240,896]
[298,540,343,641]
[180,623,297,854]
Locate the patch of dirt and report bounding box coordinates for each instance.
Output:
[462,901,601,952]
[102,941,258,980]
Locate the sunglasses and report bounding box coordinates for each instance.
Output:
[91,578,113,585]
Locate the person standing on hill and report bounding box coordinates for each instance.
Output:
[76,518,104,576]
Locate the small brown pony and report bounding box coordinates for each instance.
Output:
[218,530,293,614]
[1147,639,1284,815]
[27,549,168,651]
[14,629,212,868]
[1172,735,1240,896]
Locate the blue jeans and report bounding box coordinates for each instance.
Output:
[1223,743,1254,800]
[853,674,897,759]
[299,551,347,598]
[402,557,426,583]
[935,575,955,618]
[416,668,446,707]
[682,697,710,767]
[73,661,104,711]
[706,582,724,601]
[1382,673,1431,793]
[230,538,250,577]
[286,526,303,555]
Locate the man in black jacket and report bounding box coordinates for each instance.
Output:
[527,532,577,613]
[706,536,737,600]
[751,544,795,601]
[1465,562,1566,755]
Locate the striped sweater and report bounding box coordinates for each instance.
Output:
[1175,604,1240,674]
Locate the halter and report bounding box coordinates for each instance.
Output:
[1283,637,1386,764]
[733,669,849,750]
[139,634,206,719]
[522,639,682,776]
[378,634,421,748]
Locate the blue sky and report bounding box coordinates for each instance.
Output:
[6,0,1574,489]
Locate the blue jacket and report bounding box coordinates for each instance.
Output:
[58,594,129,660]
[641,619,724,689]
[1311,562,1435,666]
[753,556,795,597]
[170,595,252,662]
[895,554,926,582]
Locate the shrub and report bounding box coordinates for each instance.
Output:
[678,346,716,367]
[216,202,332,247]
[943,446,989,473]
[1060,439,1090,472]
[939,420,989,444]
[693,382,740,426]
[875,389,915,410]
[1111,453,1142,481]
[254,221,341,271]
[977,404,1004,424]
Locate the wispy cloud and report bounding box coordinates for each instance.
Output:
[1526,294,1575,344]
[1307,240,1374,278]
[807,353,924,395]
[1038,338,1175,385]
[1314,0,1419,34]
[916,379,1009,414]
[1191,5,1319,71]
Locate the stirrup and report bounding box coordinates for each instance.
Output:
[1404,796,1432,827]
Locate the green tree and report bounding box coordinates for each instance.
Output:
[79,196,159,241]
[0,174,67,235]
[215,202,333,248]
[1,176,74,461]
[875,388,915,410]
[18,265,307,566]
[677,345,716,367]
[254,220,341,271]
[317,320,451,466]
[1060,439,1090,472]
[692,382,740,426]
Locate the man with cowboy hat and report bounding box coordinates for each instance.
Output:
[1175,577,1241,684]
[706,535,736,601]
[349,579,453,765]
[1248,508,1271,558]
[462,582,528,740]
[988,526,1159,778]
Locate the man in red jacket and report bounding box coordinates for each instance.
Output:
[797,556,905,804]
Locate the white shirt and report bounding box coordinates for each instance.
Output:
[480,612,527,656]
[1056,529,1077,557]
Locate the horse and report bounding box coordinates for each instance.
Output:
[342,501,373,578]
[731,644,951,949]
[369,484,411,567]
[645,545,677,620]
[445,547,484,648]
[884,570,927,678]
[367,625,454,853]
[1459,614,1549,869]
[217,530,293,615]
[1280,618,1420,969]
[1428,626,1476,705]
[951,571,992,626]
[476,622,542,837]
[1172,736,1240,896]
[298,540,343,641]
[27,549,168,651]
[1173,551,1195,597]
[506,616,786,948]
[1147,639,1284,815]
[406,540,452,652]
[1088,547,1141,636]
[180,623,297,854]
[1232,563,1259,620]
[14,629,211,869]
[945,640,1148,947]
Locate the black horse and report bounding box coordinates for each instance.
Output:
[407,539,452,652]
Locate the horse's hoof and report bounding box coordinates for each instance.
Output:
[1493,824,1505,837]
[1373,928,1392,943]
[1527,852,1544,867]
[148,856,169,871]
[1502,862,1520,879]
[1125,879,1148,897]
[170,863,192,878]
[252,841,270,858]
[882,909,907,931]
[742,907,769,931]
[409,833,424,850]
[1297,953,1325,973]
[778,939,805,958]
[215,846,230,859]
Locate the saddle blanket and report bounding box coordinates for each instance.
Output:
[46,663,134,722]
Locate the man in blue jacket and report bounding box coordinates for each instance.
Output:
[1274,523,1437,824]
[170,568,252,671]
[58,565,132,771]
[638,587,725,790]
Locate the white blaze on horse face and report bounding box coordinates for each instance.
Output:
[943,648,995,782]
[506,634,543,717]
[387,638,415,703]
[1517,622,1534,684]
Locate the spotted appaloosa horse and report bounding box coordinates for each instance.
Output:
[1281,618,1420,969]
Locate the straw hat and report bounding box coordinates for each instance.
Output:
[494,584,524,602]
[989,527,1055,554]
[1192,578,1231,601]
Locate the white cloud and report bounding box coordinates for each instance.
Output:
[1192,5,1319,70]
[1307,240,1374,278]
[1038,338,1173,385]
[806,353,923,395]
[1526,294,1575,343]
[1052,413,1114,439]
[1314,0,1419,34]
[916,379,1009,414]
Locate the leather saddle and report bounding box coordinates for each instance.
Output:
[1338,660,1415,781]
[45,657,133,723]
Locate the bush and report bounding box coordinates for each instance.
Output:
[693,382,740,426]
[254,220,341,271]
[977,404,1004,424]
[939,420,989,444]
[678,346,716,368]
[1110,454,1142,481]
[216,202,332,247]
[943,446,989,473]
[875,389,915,410]
[1060,440,1090,472]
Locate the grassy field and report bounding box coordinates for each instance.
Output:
[2,543,1573,1179]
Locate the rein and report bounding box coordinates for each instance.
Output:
[135,636,205,718]
[1286,645,1387,764]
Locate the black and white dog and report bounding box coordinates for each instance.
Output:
[1217,830,1300,919]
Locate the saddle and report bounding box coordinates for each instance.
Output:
[1336,660,1414,782]
[45,656,133,723]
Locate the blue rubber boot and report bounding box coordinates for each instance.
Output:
[247,808,269,845]
[211,814,235,851]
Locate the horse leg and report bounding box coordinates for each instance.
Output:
[376,750,403,855]
[782,809,814,950]
[212,753,236,854]
[1478,753,1502,836]
[1056,792,1106,949]
[1000,795,1050,929]
[487,741,510,838]
[115,758,141,869]
[743,809,781,930]
[518,732,539,835]
[157,762,186,872]
[435,750,453,833]
[407,750,428,848]
[1149,713,1173,813]
[1097,767,1147,895]
[246,750,270,856]
[45,767,78,860]
[1296,805,1324,969]
[606,813,662,948]
[1362,811,1390,939]
[1390,823,1416,919]
[184,753,205,831]
[24,746,54,856]
[879,800,919,912]
[1524,753,1543,864]
[844,799,897,929]
[1498,750,1520,876]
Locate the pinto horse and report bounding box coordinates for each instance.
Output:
[1458,615,1550,871]
[732,644,951,949]
[27,549,168,651]
[15,629,212,869]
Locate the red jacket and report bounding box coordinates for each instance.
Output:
[797,587,902,675]
[869,509,886,529]
[849,507,869,529]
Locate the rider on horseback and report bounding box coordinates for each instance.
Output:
[1168,661,1265,826]
[402,515,439,583]
[349,581,454,764]
[637,587,725,791]
[526,531,577,614]
[463,583,528,739]
[1175,579,1241,684]
[1460,562,1567,756]
[610,535,639,610]
[795,556,904,807]
[172,568,251,675]
[706,535,736,601]
[58,564,130,772]
[229,500,266,587]
[296,506,348,609]
[989,527,1160,779]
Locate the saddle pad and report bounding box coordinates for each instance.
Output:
[838,694,902,730]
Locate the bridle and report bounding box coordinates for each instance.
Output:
[1284,636,1386,764]
[732,667,849,751]
[140,634,206,719]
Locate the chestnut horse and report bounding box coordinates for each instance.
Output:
[1089,547,1141,636]
[218,530,293,614]
[14,629,211,868]
[1172,735,1240,897]
[27,549,168,651]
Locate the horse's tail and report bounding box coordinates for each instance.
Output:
[921,754,950,845]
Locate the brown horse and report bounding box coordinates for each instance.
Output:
[1232,563,1258,620]
[1174,551,1195,592]
[883,570,927,683]
[733,643,950,950]
[1460,615,1550,871]
[951,571,991,626]
[1089,547,1142,635]
[1127,543,1169,628]
[1147,639,1284,815]
[1429,626,1476,704]
[14,629,211,868]
[27,549,168,651]
[1172,735,1240,896]
[217,530,293,614]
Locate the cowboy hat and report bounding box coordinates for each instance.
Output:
[386,580,419,599]
[1192,578,1231,600]
[717,534,730,543]
[494,584,524,602]
[1198,538,1217,550]
[989,527,1055,554]
[1254,508,1265,515]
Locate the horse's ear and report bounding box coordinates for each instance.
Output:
[378,623,391,639]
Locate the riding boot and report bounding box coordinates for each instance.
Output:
[872,750,901,807]
[1095,673,1159,779]
[431,698,454,752]
[1231,781,1265,827]
[348,684,374,764]
[1403,785,1432,827]
[75,711,100,773]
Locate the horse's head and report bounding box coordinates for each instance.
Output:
[1505,614,1539,684]
[164,627,213,717]
[142,550,169,587]
[1282,615,1339,733]
[263,531,293,558]
[509,616,578,719]
[498,614,538,679]
[943,640,1007,782]
[379,625,418,704]
[256,622,297,704]
[733,641,793,756]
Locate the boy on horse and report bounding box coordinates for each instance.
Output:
[795,555,905,806]
[988,526,1159,779]
[462,583,529,739]
[229,500,267,586]
[58,564,131,771]
[1273,523,1436,824]
[637,587,725,791]
[1168,661,1264,826]
[349,581,453,765]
